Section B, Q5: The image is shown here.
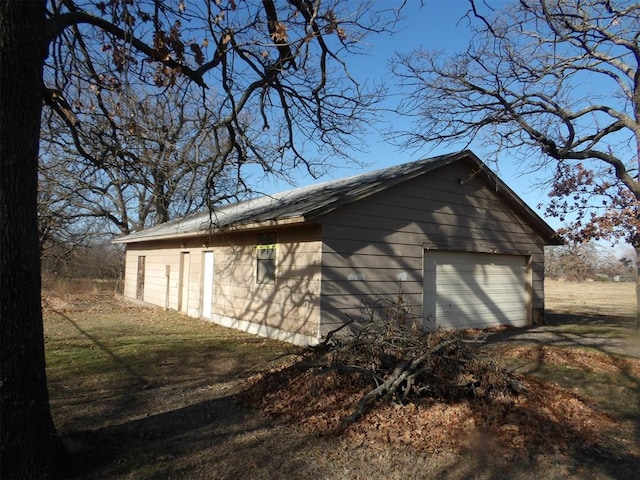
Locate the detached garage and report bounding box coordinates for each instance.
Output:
[114,150,562,345]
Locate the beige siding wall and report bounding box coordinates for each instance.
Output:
[123,251,137,299]
[124,245,187,311]
[210,225,322,341]
[318,161,548,335]
[123,224,322,345]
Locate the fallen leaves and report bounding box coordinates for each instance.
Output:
[239,350,622,459]
[492,344,640,375]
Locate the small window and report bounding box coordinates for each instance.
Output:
[256,233,277,284]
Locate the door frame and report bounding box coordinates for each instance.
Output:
[178,252,190,313]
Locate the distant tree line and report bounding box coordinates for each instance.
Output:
[42,241,122,282]
[545,243,636,282]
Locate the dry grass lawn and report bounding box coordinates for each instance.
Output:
[545,279,637,318]
[44,280,639,479]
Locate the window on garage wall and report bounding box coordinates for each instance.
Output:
[256,233,277,284]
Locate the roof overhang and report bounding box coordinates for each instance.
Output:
[464,153,564,246]
[112,215,306,244]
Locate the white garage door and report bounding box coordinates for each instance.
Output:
[423,251,528,329]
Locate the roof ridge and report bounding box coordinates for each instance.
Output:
[231,151,460,206]
[114,150,561,245]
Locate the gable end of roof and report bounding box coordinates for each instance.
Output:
[112,150,562,245]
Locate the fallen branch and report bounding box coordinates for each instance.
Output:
[314,299,526,427]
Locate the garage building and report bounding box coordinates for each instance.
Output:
[114,150,562,345]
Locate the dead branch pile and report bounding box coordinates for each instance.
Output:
[312,299,525,425]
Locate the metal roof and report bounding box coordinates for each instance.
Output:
[113,150,562,244]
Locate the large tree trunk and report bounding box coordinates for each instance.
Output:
[635,241,640,330]
[0,1,71,478]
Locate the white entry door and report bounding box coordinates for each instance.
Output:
[423,251,528,329]
[202,251,214,318]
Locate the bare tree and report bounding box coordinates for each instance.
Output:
[0,1,401,477]
[545,242,603,281]
[390,0,640,327]
[40,80,237,236]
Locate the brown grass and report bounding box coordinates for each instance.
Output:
[545,278,637,318]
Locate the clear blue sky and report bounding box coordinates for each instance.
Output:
[257,0,557,230]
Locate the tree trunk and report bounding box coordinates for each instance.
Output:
[0,1,71,478]
[635,241,640,330]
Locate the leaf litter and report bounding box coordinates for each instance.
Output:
[239,346,634,459]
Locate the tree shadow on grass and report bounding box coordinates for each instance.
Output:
[53,309,150,385]
[63,394,330,480]
[60,352,640,480]
[63,388,640,480]
[481,310,640,480]
[485,311,639,359]
[52,306,639,479]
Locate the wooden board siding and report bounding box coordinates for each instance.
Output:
[318,161,547,336]
[210,226,322,339]
[124,245,186,310]
[123,224,322,345]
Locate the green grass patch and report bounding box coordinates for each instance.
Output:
[547,323,633,339]
[45,305,295,435]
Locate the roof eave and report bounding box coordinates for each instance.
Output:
[468,155,564,246]
[112,215,306,244]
